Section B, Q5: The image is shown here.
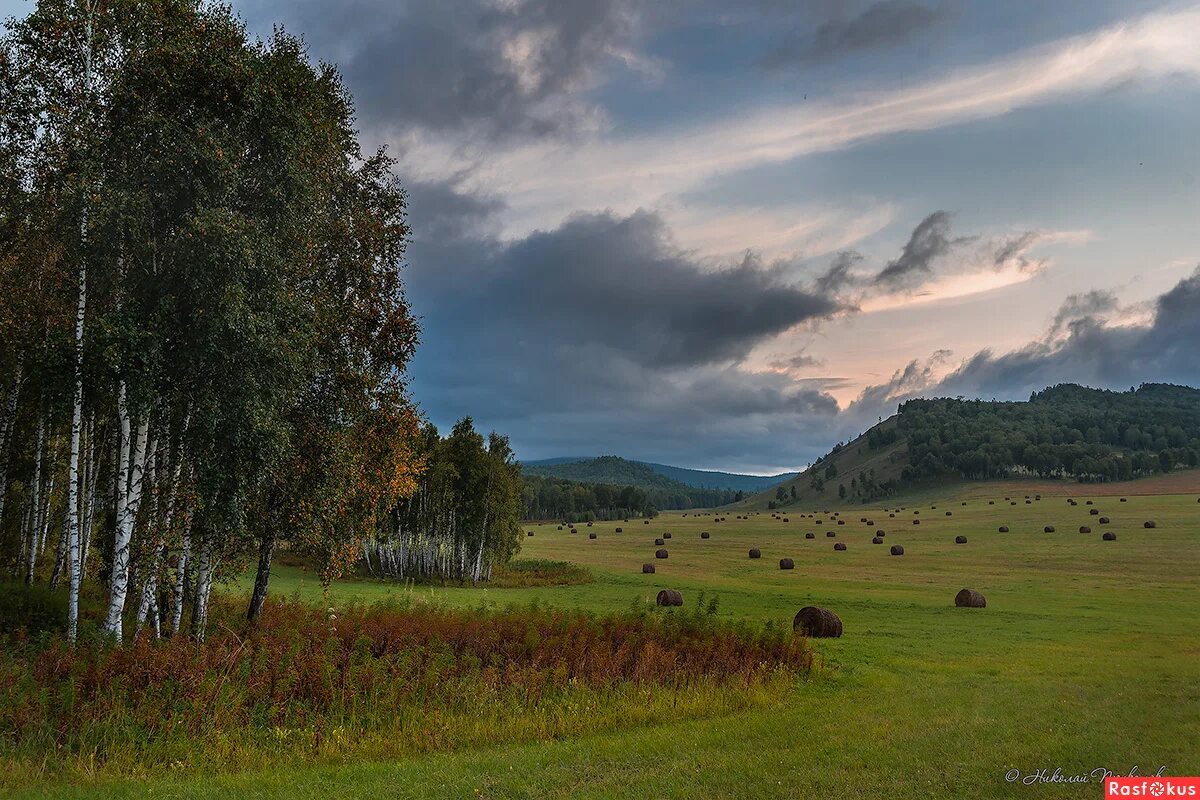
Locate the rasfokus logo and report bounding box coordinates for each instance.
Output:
[1106,777,1200,798]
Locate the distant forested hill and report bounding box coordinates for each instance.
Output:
[522,455,795,491]
[738,383,1200,509]
[520,456,751,518]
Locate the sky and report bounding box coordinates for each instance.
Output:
[7,0,1199,473]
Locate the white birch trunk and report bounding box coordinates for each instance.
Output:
[103,383,152,642]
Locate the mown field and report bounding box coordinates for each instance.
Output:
[16,479,1200,799]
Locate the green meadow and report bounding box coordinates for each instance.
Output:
[18,483,1200,799]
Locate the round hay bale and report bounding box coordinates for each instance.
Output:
[1120,498,1127,502]
[860,517,868,523]
[748,548,761,559]
[1044,525,1056,533]
[700,531,710,539]
[890,544,905,556]
[1144,520,1156,529]
[912,519,920,525]
[641,563,655,574]
[1099,517,1110,524]
[1089,509,1099,516]
[875,530,886,537]
[837,519,845,525]
[988,501,995,505]
[557,526,563,530]
[1102,532,1116,541]
[1010,501,1017,505]
[656,589,683,607]
[945,511,952,516]
[955,535,967,544]
[615,527,623,533]
[954,588,986,608]
[866,520,875,526]
[793,606,843,638]
[826,531,836,538]
[587,521,593,527]
[1025,500,1031,504]
[779,558,795,570]
[655,549,668,559]
[889,513,896,517]
[654,538,665,546]
[805,532,815,539]
[998,526,1009,533]
[643,520,650,525]
[588,532,597,539]
[833,542,847,551]
[1078,526,1091,534]
[663,532,672,539]
[872,536,883,544]
[527,531,535,537]
[783,518,790,522]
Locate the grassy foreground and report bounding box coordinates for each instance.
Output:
[15,481,1200,798]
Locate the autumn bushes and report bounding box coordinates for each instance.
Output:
[0,594,813,786]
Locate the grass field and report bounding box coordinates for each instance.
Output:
[18,480,1200,799]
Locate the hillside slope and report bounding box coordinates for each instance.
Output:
[522,455,795,492]
[734,382,1200,511]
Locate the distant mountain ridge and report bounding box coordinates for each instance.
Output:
[521,455,798,492]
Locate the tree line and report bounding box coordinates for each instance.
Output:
[890,383,1200,484]
[0,1,525,643]
[521,474,661,522]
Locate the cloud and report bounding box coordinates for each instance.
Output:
[873,210,973,287]
[444,6,1200,240]
[246,0,641,142]
[765,0,951,68]
[848,267,1200,417]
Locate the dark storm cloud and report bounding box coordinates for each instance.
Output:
[245,0,638,140]
[764,1,951,68]
[873,210,973,287]
[847,268,1200,422]
[403,193,851,470]
[418,208,842,369]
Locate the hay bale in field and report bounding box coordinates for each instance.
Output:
[867,520,875,526]
[889,513,896,517]
[1025,500,1031,504]
[890,544,904,556]
[615,527,623,533]
[955,535,967,544]
[1078,526,1091,534]
[826,531,836,538]
[654,538,665,546]
[1044,525,1055,533]
[793,606,843,638]
[834,542,847,551]
[861,517,868,523]
[805,532,815,539]
[642,563,655,574]
[945,511,952,516]
[663,532,672,539]
[655,549,669,559]
[749,548,761,558]
[527,531,535,537]
[1089,509,1099,516]
[1144,520,1156,529]
[962,502,967,506]
[656,589,683,607]
[644,520,650,525]
[779,558,795,570]
[1099,517,1110,524]
[988,501,995,505]
[1103,532,1116,541]
[875,530,886,536]
[588,532,597,539]
[912,519,921,525]
[784,518,790,523]
[998,526,1009,533]
[701,531,710,539]
[955,588,986,608]
[1120,498,1127,503]
[557,525,563,530]
[587,521,593,527]
[872,536,883,544]
[838,520,845,526]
